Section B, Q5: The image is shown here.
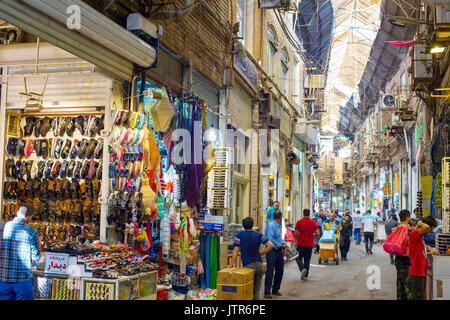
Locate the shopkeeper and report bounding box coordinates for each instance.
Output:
[0,206,41,300]
[228,217,274,300]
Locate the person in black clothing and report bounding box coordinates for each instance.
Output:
[339,214,353,261]
[395,209,412,300]
[385,214,399,264]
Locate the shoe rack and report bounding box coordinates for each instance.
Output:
[2,112,109,248]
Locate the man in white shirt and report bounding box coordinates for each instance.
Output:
[361,210,377,254]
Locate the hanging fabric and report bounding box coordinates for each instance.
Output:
[210,234,217,289]
[217,234,220,272]
[185,100,205,207]
[386,40,416,48]
[206,233,211,288]
[148,217,153,258]
[200,102,216,202]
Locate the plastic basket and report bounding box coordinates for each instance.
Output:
[213,148,233,168]
[436,233,450,256]
[207,189,232,209]
[208,168,232,189]
[442,186,450,208]
[443,208,450,234]
[442,157,450,184]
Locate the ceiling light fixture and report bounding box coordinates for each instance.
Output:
[430,46,446,54]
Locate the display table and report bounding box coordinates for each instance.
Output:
[33,250,158,300]
[33,270,157,300]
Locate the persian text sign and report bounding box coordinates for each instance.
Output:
[45,252,70,275]
[233,47,258,92]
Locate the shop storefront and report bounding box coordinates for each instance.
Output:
[0,36,231,300]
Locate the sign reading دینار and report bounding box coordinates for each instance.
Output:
[44,252,70,275]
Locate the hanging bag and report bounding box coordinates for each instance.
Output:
[383,225,409,256]
[150,87,174,132]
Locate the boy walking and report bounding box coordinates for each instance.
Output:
[408,216,437,300]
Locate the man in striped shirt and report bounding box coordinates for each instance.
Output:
[0,206,40,300]
[229,217,274,300]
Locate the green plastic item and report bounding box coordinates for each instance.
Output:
[210,235,217,290]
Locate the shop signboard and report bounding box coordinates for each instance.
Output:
[44,252,70,275]
[233,45,258,92]
[198,213,224,231]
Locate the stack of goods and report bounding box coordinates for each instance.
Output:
[75,241,158,279]
[220,223,243,242]
[3,135,24,222]
[186,288,217,300]
[165,264,198,288]
[106,109,146,234]
[8,115,104,247]
[91,256,159,279]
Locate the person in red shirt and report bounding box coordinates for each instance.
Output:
[408,215,437,300]
[294,209,320,280]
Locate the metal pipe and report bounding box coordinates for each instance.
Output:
[150,0,203,20]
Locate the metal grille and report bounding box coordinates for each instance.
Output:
[192,71,219,129]
[155,48,183,85]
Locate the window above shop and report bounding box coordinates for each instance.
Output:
[281,47,289,73]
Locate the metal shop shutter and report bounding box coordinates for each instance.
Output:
[192,71,219,129]
[5,72,109,110]
[155,48,183,86]
[229,84,252,132]
[281,109,291,137]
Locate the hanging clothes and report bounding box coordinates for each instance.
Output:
[185,100,205,207]
[386,40,416,48]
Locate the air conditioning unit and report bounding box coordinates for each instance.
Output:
[294,122,318,145]
[435,6,450,25]
[307,74,324,89]
[413,43,433,80]
[381,95,395,109]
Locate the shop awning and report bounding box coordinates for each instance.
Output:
[0,0,157,81]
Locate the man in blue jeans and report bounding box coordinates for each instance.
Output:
[264,211,288,299]
[228,217,274,300]
[352,210,363,245]
[0,206,40,300]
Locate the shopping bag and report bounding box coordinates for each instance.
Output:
[150,87,174,132]
[383,225,409,256]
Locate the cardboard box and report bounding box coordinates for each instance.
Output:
[217,268,254,285]
[319,242,336,251]
[217,281,254,300]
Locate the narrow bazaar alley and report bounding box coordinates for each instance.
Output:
[0,0,449,304]
[272,243,396,300]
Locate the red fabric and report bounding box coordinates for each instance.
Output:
[386,40,416,48]
[383,225,409,256]
[285,229,297,245]
[408,229,428,277]
[295,217,319,247]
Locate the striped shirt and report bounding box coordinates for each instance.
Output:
[233,231,268,266]
[0,217,40,282]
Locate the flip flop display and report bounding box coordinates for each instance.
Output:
[3,114,106,239]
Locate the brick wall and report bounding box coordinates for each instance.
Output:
[150,0,236,88]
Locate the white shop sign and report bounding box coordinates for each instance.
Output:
[44,252,70,275]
